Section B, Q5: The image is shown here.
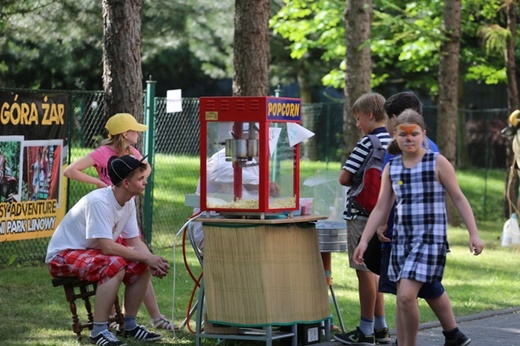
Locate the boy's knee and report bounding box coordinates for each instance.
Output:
[125,266,152,286]
[98,268,125,286]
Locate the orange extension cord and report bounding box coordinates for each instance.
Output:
[181,211,203,334]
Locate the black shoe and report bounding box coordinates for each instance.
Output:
[374,327,391,344]
[90,330,126,346]
[443,329,471,346]
[124,325,162,342]
[333,327,375,345]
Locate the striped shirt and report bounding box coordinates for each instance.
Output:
[342,127,391,219]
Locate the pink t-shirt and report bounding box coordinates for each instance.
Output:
[88,146,141,186]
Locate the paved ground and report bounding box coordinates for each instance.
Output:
[318,307,520,346]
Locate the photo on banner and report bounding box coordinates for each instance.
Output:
[0,136,24,203]
[0,91,68,242]
[22,140,63,205]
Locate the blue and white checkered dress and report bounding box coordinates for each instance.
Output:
[388,150,448,283]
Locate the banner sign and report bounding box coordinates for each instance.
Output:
[0,91,68,241]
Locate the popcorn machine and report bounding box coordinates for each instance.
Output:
[199,96,302,218]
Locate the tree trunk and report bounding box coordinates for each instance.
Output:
[456,78,470,169]
[102,0,146,235]
[343,0,372,164]
[102,0,144,121]
[297,64,318,160]
[504,1,519,217]
[506,3,519,113]
[233,0,269,96]
[437,0,461,226]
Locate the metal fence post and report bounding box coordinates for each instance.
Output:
[143,77,156,245]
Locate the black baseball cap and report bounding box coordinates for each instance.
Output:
[108,155,148,185]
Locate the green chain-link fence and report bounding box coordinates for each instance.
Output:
[0,87,509,266]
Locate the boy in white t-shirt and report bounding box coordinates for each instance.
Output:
[46,155,169,345]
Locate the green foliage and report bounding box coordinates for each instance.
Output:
[0,0,237,94]
[270,0,345,60]
[270,0,344,82]
[466,64,506,84]
[1,0,515,97]
[271,0,445,92]
[322,67,345,89]
[1,140,21,177]
[0,0,104,89]
[477,24,511,55]
[142,0,234,80]
[270,0,512,94]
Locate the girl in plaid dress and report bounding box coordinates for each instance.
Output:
[352,109,484,346]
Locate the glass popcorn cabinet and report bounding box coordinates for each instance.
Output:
[199,96,302,218]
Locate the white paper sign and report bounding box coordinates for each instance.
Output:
[166,89,182,113]
[287,122,315,147]
[269,127,282,157]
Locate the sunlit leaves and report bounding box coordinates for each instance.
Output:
[466,64,506,84]
[271,0,511,93]
[270,0,344,60]
[322,65,344,89]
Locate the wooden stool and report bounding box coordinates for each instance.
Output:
[52,277,124,340]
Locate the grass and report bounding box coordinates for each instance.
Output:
[2,221,520,345]
[0,154,517,345]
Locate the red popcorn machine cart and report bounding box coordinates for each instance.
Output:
[199,96,302,219]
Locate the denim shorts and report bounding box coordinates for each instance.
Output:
[379,246,445,299]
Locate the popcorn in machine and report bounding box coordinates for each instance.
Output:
[199,96,303,218]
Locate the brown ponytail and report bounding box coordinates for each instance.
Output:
[387,139,402,155]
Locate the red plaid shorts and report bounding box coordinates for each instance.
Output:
[47,249,148,285]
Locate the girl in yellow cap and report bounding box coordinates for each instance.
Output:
[65,113,149,187]
[64,113,177,331]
